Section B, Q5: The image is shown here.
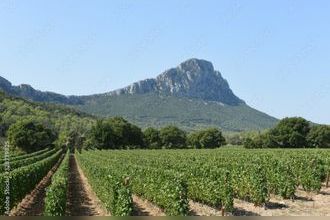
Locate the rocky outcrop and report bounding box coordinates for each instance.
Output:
[109,58,244,105]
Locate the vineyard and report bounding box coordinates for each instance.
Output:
[0,147,330,216]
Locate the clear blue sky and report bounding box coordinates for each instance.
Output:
[0,0,329,124]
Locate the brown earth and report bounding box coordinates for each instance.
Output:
[132,195,166,216]
[10,154,64,216]
[232,186,330,216]
[66,154,108,216]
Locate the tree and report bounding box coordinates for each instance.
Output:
[88,120,115,149]
[188,128,226,149]
[86,117,144,149]
[143,127,161,149]
[268,117,310,148]
[243,132,274,149]
[159,126,187,149]
[307,125,330,148]
[7,119,57,153]
[188,132,202,149]
[200,128,226,148]
[107,117,144,148]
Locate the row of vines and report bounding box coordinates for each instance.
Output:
[0,147,64,215]
[77,148,330,216]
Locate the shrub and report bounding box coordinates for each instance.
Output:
[143,127,161,149]
[159,126,187,149]
[188,128,226,149]
[307,125,330,148]
[7,119,57,153]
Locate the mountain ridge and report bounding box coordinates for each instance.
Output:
[0,58,278,131]
[0,76,82,105]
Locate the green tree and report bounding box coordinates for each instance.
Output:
[268,117,310,148]
[188,128,226,149]
[107,117,144,148]
[159,126,187,149]
[188,132,202,149]
[7,119,57,152]
[143,127,161,149]
[199,128,226,149]
[307,125,330,148]
[87,117,144,149]
[88,120,115,149]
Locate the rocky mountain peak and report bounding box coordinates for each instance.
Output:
[110,58,245,105]
[177,58,214,74]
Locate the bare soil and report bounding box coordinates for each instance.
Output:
[189,200,224,216]
[10,154,64,216]
[132,195,166,216]
[66,154,108,216]
[232,186,330,216]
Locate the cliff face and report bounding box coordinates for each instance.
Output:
[109,58,244,105]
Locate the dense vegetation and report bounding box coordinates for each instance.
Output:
[0,92,94,152]
[76,152,134,216]
[8,120,57,153]
[86,117,144,149]
[76,93,278,132]
[0,149,62,214]
[243,117,330,148]
[76,148,330,215]
[44,151,70,216]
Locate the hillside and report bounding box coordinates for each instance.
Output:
[0,92,94,137]
[77,93,277,132]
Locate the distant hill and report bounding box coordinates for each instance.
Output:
[0,58,278,131]
[0,76,82,105]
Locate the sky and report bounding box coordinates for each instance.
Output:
[0,0,329,124]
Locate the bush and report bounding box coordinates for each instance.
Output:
[307,125,330,148]
[159,126,187,149]
[143,127,161,149]
[88,120,115,149]
[188,128,226,149]
[7,119,57,153]
[242,117,329,149]
[87,117,145,149]
[268,117,310,148]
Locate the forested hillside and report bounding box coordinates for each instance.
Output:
[0,92,95,139]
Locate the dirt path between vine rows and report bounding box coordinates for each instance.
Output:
[10,154,64,216]
[132,195,166,216]
[66,154,108,216]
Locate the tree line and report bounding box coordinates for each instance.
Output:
[3,115,330,153]
[5,117,227,152]
[243,117,330,148]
